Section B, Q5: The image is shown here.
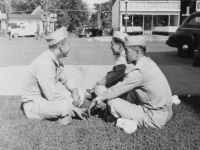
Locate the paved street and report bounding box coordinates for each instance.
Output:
[0,35,180,67]
[0,35,200,96]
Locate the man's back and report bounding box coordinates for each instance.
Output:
[134,57,172,108]
[22,50,56,102]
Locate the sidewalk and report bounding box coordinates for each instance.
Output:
[93,35,169,42]
[0,63,200,96]
[0,65,113,95]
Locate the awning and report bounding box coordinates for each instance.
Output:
[120,11,180,16]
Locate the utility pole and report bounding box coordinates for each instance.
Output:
[98,4,102,29]
[2,0,8,34]
[125,0,128,33]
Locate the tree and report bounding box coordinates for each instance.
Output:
[47,0,89,32]
[9,0,90,32]
[89,0,112,28]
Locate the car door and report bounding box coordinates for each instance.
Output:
[186,14,200,44]
[20,26,28,36]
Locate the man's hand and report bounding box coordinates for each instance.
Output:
[75,108,89,120]
[88,99,98,116]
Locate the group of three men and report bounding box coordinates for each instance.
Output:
[21,27,173,134]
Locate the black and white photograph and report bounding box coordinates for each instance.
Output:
[0,0,200,149]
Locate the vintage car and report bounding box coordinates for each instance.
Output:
[77,25,103,38]
[9,23,43,38]
[166,12,200,57]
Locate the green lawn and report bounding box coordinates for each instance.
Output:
[0,95,200,150]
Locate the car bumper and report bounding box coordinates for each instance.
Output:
[166,33,177,47]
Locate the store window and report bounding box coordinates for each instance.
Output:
[122,14,133,27]
[153,15,169,32]
[153,15,169,27]
[196,1,200,11]
[133,15,143,27]
[170,15,178,26]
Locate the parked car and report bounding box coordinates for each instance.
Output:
[10,23,42,38]
[77,25,102,38]
[166,12,200,57]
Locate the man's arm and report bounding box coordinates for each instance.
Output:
[57,65,76,92]
[99,69,142,101]
[88,69,142,115]
[58,65,82,107]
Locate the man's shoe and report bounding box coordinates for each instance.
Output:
[59,116,72,125]
[116,118,137,134]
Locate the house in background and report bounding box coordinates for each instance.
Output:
[8,6,57,37]
[112,0,181,35]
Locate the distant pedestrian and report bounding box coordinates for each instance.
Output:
[6,25,12,40]
[35,21,40,40]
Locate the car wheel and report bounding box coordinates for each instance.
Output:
[86,33,90,38]
[14,33,19,38]
[178,39,193,57]
[79,35,82,38]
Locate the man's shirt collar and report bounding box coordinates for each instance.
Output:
[47,50,60,67]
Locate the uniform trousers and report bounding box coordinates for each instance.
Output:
[107,98,172,128]
[23,83,84,120]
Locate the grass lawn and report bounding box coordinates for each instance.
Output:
[0,95,200,150]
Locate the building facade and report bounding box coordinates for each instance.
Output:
[112,0,181,35]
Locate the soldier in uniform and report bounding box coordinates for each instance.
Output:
[88,36,173,134]
[21,27,87,125]
[88,31,130,96]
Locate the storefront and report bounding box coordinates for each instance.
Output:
[112,0,181,35]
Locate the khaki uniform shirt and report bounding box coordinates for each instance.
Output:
[98,56,172,125]
[22,50,76,103]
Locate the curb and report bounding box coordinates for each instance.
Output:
[92,35,169,42]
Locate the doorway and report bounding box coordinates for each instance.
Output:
[144,15,152,35]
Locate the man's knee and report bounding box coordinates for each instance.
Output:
[107,98,122,108]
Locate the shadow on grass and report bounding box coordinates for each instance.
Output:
[178,95,200,114]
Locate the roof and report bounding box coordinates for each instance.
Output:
[9,14,41,20]
[31,6,45,15]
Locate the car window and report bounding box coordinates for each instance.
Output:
[11,24,18,28]
[188,16,200,25]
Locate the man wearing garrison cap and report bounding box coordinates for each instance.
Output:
[88,36,173,133]
[87,31,134,111]
[21,27,87,125]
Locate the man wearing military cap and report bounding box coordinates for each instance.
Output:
[21,27,87,125]
[88,35,173,133]
[87,31,135,111]
[88,31,130,95]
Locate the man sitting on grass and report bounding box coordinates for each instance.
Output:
[87,31,135,110]
[21,27,87,125]
[88,36,173,134]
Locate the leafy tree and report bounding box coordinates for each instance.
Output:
[9,0,89,32]
[89,0,112,28]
